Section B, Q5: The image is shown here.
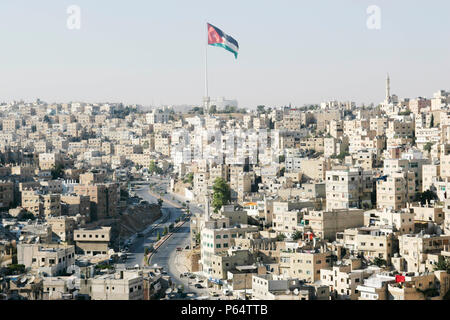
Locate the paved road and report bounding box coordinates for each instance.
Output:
[146,182,209,297]
[121,176,209,297]
[125,181,177,267]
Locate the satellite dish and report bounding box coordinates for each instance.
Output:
[285,289,290,295]
[293,288,299,295]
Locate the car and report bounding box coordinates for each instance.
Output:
[194,284,203,289]
[189,275,196,279]
[185,245,190,250]
[176,247,182,252]
[197,280,204,283]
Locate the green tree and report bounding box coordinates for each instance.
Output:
[292,231,302,241]
[257,105,266,114]
[433,256,450,272]
[163,226,168,236]
[276,234,286,241]
[212,178,231,213]
[373,257,387,267]
[149,160,163,175]
[424,142,434,153]
[157,231,161,241]
[209,105,217,114]
[415,190,438,205]
[51,163,65,179]
[157,198,163,207]
[430,114,435,128]
[144,247,150,256]
[183,173,194,185]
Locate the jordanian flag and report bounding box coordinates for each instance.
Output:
[207,23,239,59]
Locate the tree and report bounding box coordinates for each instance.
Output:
[373,257,387,267]
[430,114,435,128]
[157,231,161,241]
[292,231,302,241]
[257,105,266,114]
[149,160,163,175]
[276,234,286,241]
[51,163,65,179]
[163,226,168,236]
[209,105,217,114]
[157,198,163,207]
[212,178,231,213]
[424,142,434,153]
[18,212,36,221]
[415,190,438,205]
[144,247,150,256]
[433,256,450,272]
[183,173,194,185]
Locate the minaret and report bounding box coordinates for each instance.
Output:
[386,73,391,103]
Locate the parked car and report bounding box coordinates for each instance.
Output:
[194,284,203,289]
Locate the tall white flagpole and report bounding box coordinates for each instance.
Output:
[204,22,210,114]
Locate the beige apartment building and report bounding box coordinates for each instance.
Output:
[300,157,331,181]
[252,274,329,300]
[337,227,396,265]
[326,168,373,211]
[209,249,253,280]
[73,183,118,221]
[38,152,62,170]
[279,249,332,282]
[17,243,75,276]
[74,226,111,255]
[60,194,91,218]
[410,204,444,224]
[154,132,171,156]
[394,234,450,273]
[376,171,415,210]
[90,271,144,300]
[320,265,375,300]
[302,209,365,241]
[200,224,258,276]
[42,194,61,217]
[21,189,42,216]
[47,216,76,243]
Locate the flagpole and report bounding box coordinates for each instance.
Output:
[204,22,210,114]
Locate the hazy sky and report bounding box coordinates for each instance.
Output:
[0,0,449,108]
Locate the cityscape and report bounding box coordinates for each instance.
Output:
[0,1,450,306]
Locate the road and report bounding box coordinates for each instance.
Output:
[122,176,209,297]
[146,179,209,297]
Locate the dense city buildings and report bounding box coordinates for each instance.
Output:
[1,81,450,302]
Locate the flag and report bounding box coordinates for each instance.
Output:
[207,23,239,59]
[395,275,405,283]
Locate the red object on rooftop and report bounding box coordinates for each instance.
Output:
[395,275,405,283]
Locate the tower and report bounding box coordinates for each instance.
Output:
[386,73,391,103]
